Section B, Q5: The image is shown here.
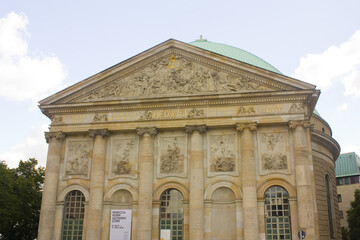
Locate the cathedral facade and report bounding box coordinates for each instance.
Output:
[37,39,341,240]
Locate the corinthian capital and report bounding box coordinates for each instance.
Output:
[185,125,207,134]
[45,131,66,143]
[136,127,158,136]
[288,120,311,129]
[236,122,257,132]
[89,129,111,138]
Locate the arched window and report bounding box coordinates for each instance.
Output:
[61,190,85,240]
[159,189,184,240]
[264,186,291,240]
[325,174,334,238]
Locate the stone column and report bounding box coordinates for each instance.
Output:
[185,125,206,240]
[236,123,259,240]
[37,131,66,240]
[289,120,315,238]
[86,129,110,240]
[136,127,157,240]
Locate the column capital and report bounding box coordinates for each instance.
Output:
[236,122,257,132]
[288,120,310,129]
[185,125,206,134]
[89,129,111,138]
[45,131,66,143]
[136,127,158,136]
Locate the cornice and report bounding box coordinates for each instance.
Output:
[311,129,340,160]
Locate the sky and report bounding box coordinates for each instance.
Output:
[0,0,359,168]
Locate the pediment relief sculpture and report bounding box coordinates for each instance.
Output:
[75,55,275,102]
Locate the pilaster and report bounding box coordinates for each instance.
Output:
[186,124,206,240]
[236,123,259,240]
[136,127,157,240]
[86,129,110,240]
[289,120,316,239]
[37,131,66,240]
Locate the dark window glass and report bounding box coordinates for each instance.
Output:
[61,190,85,240]
[264,186,291,240]
[159,189,183,240]
[325,175,334,238]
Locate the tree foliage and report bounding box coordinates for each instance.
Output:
[347,189,360,240]
[0,159,45,240]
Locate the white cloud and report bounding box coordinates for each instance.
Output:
[0,12,66,102]
[292,30,360,95]
[0,124,49,168]
[337,103,348,112]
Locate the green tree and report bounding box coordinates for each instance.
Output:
[0,159,45,240]
[347,189,360,240]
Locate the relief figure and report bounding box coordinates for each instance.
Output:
[66,142,90,175]
[160,138,184,174]
[210,136,235,172]
[113,140,135,175]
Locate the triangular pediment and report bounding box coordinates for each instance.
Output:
[39,39,316,105]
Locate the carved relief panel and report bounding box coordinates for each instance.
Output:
[64,139,93,179]
[157,132,187,178]
[109,135,139,179]
[207,130,238,177]
[257,128,291,175]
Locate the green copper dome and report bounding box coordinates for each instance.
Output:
[189,39,282,74]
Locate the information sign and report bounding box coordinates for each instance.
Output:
[110,209,132,240]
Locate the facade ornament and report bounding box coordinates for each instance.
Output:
[160,138,184,174]
[288,120,311,129]
[45,131,66,143]
[262,153,288,170]
[66,142,91,175]
[210,135,235,172]
[236,122,257,132]
[187,108,205,118]
[288,103,305,113]
[136,127,158,136]
[51,116,63,125]
[93,113,108,122]
[89,129,111,138]
[139,111,153,120]
[185,125,207,134]
[238,106,256,115]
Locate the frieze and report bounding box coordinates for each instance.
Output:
[54,103,307,125]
